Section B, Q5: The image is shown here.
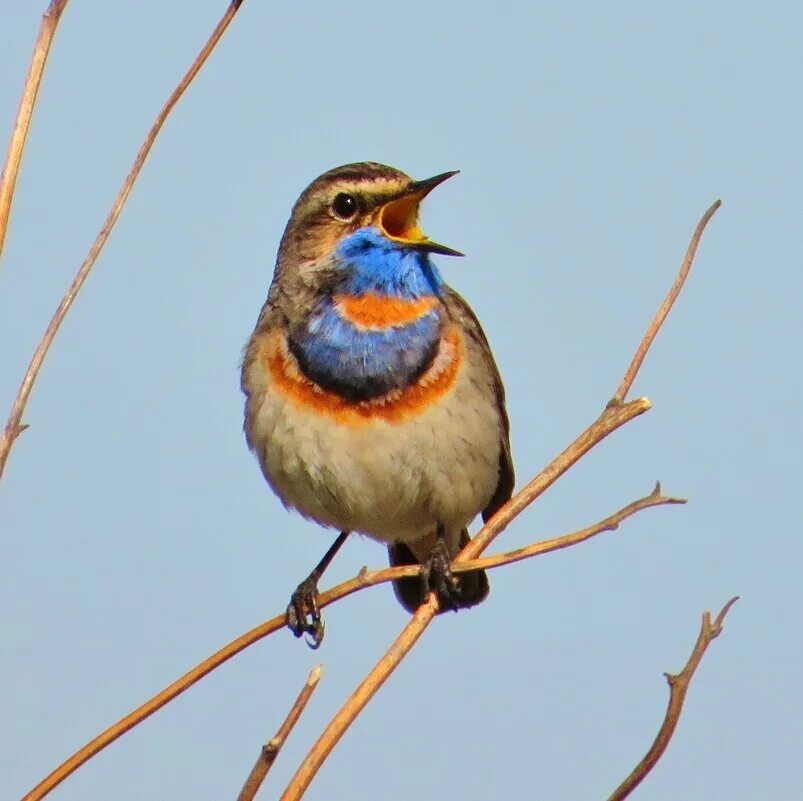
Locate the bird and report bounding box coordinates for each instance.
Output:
[241,162,513,647]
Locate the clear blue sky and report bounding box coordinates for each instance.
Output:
[2,2,801,799]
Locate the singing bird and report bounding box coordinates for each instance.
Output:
[241,162,513,646]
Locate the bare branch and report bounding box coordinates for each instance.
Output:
[0,0,245,486]
[457,398,651,562]
[236,666,323,801]
[0,1,69,265]
[284,598,439,801]
[457,482,685,573]
[608,597,740,801]
[22,469,663,801]
[611,199,722,404]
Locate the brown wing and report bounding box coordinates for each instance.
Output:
[443,286,514,521]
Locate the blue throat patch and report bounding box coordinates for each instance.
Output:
[335,228,445,298]
[289,228,444,401]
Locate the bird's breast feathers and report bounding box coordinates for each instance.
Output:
[267,288,448,411]
[260,321,462,426]
[333,292,438,331]
[242,292,503,542]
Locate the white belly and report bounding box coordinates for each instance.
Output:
[248,364,501,548]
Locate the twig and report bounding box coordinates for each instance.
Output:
[278,203,721,801]
[22,467,659,801]
[611,199,722,404]
[0,0,245,486]
[236,666,323,801]
[608,597,739,801]
[282,597,439,801]
[458,482,684,572]
[456,399,650,563]
[0,0,69,265]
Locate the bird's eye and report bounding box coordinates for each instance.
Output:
[332,193,359,220]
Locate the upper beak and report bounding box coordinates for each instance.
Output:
[378,170,463,257]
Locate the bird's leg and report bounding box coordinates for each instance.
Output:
[287,531,348,649]
[420,523,461,612]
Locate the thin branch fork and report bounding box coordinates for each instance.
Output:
[236,666,323,801]
[461,481,684,572]
[608,597,740,801]
[0,1,70,266]
[0,0,245,486]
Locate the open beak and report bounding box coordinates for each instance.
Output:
[378,170,463,256]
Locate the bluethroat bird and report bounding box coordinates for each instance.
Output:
[241,162,514,647]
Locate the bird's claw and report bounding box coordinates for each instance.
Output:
[421,538,461,612]
[287,576,325,649]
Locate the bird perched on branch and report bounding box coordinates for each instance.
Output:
[241,162,513,647]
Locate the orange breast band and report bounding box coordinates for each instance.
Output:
[333,292,438,330]
[264,328,462,426]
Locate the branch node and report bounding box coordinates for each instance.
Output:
[262,740,280,760]
[701,610,713,634]
[237,665,323,801]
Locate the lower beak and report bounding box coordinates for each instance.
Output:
[378,171,464,257]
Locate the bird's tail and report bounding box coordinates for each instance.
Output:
[387,529,489,613]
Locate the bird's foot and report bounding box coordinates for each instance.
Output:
[421,537,462,612]
[287,575,325,649]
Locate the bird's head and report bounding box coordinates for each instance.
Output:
[276,162,462,272]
